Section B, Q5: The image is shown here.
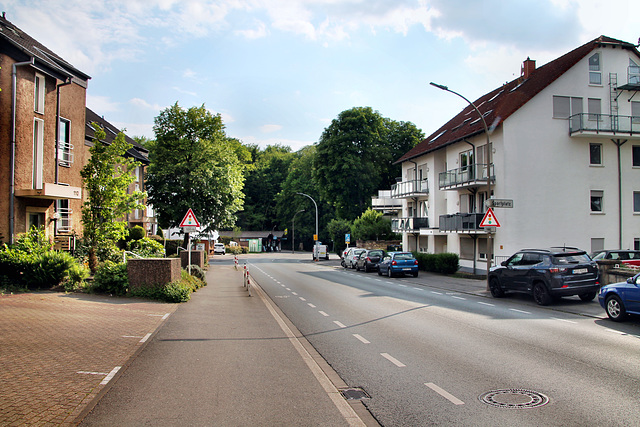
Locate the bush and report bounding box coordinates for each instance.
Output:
[127,225,146,241]
[128,269,205,303]
[63,263,91,292]
[413,252,459,274]
[162,282,192,302]
[188,265,206,282]
[26,250,76,289]
[227,245,243,255]
[127,237,165,258]
[93,261,129,295]
[181,269,206,291]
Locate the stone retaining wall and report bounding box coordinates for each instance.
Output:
[596,259,637,285]
[127,258,181,290]
[180,250,206,269]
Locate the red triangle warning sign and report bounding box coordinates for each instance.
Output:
[179,208,201,227]
[479,207,501,228]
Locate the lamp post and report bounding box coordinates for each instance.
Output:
[430,82,493,290]
[296,192,319,261]
[292,209,305,254]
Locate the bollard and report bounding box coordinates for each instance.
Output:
[234,255,238,270]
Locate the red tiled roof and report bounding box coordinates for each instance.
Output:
[397,36,640,163]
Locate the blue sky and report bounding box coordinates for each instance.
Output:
[2,0,638,150]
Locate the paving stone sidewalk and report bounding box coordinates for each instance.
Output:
[0,292,177,426]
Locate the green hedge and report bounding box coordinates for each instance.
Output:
[413,252,459,275]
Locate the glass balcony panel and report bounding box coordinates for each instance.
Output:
[391,179,429,198]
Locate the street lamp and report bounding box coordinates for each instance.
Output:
[295,192,319,261]
[292,209,305,254]
[430,82,493,289]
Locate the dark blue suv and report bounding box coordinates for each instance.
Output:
[489,247,600,305]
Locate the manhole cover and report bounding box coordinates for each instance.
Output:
[479,389,549,409]
[340,387,370,400]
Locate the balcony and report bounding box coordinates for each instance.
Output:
[439,213,486,233]
[15,182,81,200]
[439,163,494,190]
[569,113,640,139]
[391,179,429,199]
[392,217,429,233]
[372,190,401,214]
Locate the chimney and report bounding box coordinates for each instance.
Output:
[522,57,536,79]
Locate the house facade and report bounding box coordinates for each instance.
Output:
[0,15,90,246]
[0,15,155,247]
[392,36,640,273]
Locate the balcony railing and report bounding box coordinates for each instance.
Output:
[392,217,429,233]
[439,163,494,189]
[439,213,485,232]
[569,113,640,137]
[391,179,429,198]
[55,208,73,233]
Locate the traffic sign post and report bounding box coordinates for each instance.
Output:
[179,209,201,274]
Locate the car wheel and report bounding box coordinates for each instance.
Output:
[533,283,551,306]
[578,291,597,302]
[605,295,627,322]
[341,260,345,268]
[412,271,418,278]
[356,264,360,271]
[387,267,393,278]
[377,268,382,276]
[489,278,505,298]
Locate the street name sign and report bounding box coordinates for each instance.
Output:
[486,198,513,208]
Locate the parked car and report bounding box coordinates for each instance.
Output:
[590,249,640,266]
[488,247,600,305]
[343,248,365,269]
[598,273,640,321]
[378,252,419,277]
[355,249,386,272]
[213,243,226,255]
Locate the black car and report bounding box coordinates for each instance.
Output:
[488,247,600,305]
[355,249,385,272]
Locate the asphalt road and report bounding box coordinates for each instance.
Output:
[249,253,640,426]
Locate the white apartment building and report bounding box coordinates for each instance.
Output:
[391,36,640,273]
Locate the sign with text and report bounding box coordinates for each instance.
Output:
[486,198,513,208]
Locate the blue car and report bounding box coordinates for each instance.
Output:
[378,252,419,278]
[598,273,640,321]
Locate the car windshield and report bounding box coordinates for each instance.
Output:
[590,252,605,260]
[369,250,383,257]
[354,250,365,256]
[553,253,591,264]
[394,253,414,260]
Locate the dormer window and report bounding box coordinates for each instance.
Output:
[589,53,601,85]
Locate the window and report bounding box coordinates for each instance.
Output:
[553,96,583,119]
[633,146,640,167]
[33,118,44,189]
[58,118,73,166]
[634,191,640,213]
[635,238,640,251]
[591,190,603,212]
[591,238,605,253]
[630,58,640,85]
[632,101,640,125]
[34,73,45,114]
[55,199,72,233]
[588,98,601,121]
[589,53,601,85]
[589,143,602,165]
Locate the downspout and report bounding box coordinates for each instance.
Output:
[613,139,627,249]
[10,57,35,244]
[55,77,72,184]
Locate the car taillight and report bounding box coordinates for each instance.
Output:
[549,267,567,273]
[392,260,397,265]
[414,260,419,265]
[366,257,371,262]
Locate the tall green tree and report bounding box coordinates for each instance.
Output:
[237,145,296,231]
[313,107,423,221]
[146,103,245,238]
[81,124,145,273]
[351,208,394,241]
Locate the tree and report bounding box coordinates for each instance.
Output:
[351,208,394,241]
[313,107,423,221]
[81,124,145,273]
[146,103,245,240]
[327,218,352,255]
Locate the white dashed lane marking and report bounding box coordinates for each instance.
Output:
[353,334,370,344]
[381,353,406,367]
[425,382,464,405]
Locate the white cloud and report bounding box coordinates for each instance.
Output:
[86,94,120,113]
[235,20,269,39]
[112,121,155,139]
[130,98,165,111]
[260,124,283,133]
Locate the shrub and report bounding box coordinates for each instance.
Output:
[162,282,192,302]
[127,225,146,241]
[227,245,243,255]
[127,237,165,258]
[93,261,129,295]
[413,252,459,274]
[188,265,206,282]
[63,263,91,292]
[12,227,53,256]
[181,269,206,291]
[26,250,76,289]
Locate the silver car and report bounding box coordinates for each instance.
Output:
[343,247,365,269]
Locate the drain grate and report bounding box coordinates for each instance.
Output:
[479,389,549,409]
[340,387,370,401]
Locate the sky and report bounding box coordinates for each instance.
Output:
[1,0,638,151]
